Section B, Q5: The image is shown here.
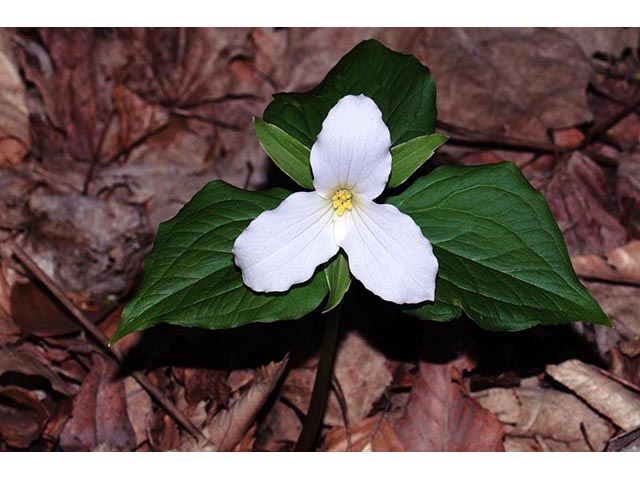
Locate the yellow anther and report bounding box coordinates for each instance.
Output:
[331,189,353,216]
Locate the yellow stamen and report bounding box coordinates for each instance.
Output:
[331,189,353,217]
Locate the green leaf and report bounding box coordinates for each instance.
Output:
[323,252,351,313]
[111,181,328,343]
[253,118,313,190]
[388,133,448,188]
[263,39,437,150]
[388,162,611,331]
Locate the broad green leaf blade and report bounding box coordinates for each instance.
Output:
[323,252,351,313]
[111,181,328,343]
[388,133,448,188]
[263,39,437,150]
[388,162,611,331]
[253,118,313,190]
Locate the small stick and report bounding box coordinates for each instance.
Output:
[11,244,207,445]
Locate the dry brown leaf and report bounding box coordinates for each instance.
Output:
[607,241,640,282]
[558,28,639,57]
[0,343,73,449]
[173,367,229,407]
[571,254,636,285]
[585,282,640,340]
[100,84,170,162]
[474,386,614,451]
[282,331,392,427]
[255,399,301,452]
[0,30,29,167]
[552,128,585,149]
[280,28,595,145]
[393,359,504,451]
[608,113,640,151]
[546,359,640,430]
[618,151,640,233]
[606,426,640,452]
[610,341,640,388]
[0,386,50,449]
[322,415,404,452]
[207,357,288,452]
[418,28,593,143]
[123,376,152,448]
[544,152,627,255]
[0,343,73,395]
[60,354,136,451]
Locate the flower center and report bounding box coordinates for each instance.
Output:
[332,188,353,216]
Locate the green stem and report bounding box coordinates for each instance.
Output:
[294,304,342,451]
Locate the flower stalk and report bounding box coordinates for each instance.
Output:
[295,304,342,451]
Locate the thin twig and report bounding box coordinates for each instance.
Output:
[170,108,242,131]
[332,375,352,452]
[10,243,208,444]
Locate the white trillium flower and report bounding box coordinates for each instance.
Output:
[233,94,438,304]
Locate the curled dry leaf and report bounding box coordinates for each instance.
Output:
[473,386,614,451]
[123,377,153,449]
[0,30,29,167]
[60,354,136,452]
[0,386,50,449]
[0,343,72,396]
[206,356,288,452]
[0,343,72,449]
[546,359,640,431]
[393,359,504,451]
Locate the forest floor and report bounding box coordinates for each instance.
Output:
[1,27,640,452]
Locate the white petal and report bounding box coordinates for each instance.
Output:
[310,94,392,200]
[337,198,438,304]
[233,192,338,292]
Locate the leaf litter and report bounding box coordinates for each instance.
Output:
[1,27,640,451]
